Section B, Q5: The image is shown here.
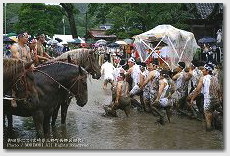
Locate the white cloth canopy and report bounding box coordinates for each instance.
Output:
[53,34,85,44]
[115,40,127,45]
[133,25,199,70]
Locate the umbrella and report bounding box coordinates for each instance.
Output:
[3,35,14,42]
[115,40,127,45]
[96,39,107,45]
[107,42,120,48]
[7,32,17,37]
[47,39,59,45]
[60,41,68,45]
[124,38,133,44]
[198,37,216,44]
[67,38,76,43]
[9,36,18,42]
[55,37,63,42]
[73,38,83,44]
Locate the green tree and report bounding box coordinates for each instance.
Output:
[14,3,63,36]
[3,3,22,34]
[60,3,78,38]
[88,3,193,39]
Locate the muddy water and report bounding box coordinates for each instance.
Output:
[3,78,224,150]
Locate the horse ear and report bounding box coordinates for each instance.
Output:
[67,55,72,63]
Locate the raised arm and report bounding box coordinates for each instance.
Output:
[190,76,203,103]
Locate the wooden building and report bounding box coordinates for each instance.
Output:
[87,29,117,42]
[185,3,223,40]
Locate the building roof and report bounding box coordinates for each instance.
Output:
[88,29,116,39]
[185,3,223,20]
[195,3,216,19]
[195,3,223,19]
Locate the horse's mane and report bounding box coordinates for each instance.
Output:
[53,48,93,64]
[36,61,87,76]
[3,58,26,80]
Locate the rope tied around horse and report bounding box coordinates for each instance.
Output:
[34,68,87,98]
[3,67,34,102]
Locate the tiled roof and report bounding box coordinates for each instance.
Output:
[195,3,223,19]
[89,29,116,39]
[195,3,215,19]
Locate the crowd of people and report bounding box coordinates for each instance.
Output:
[101,55,223,132]
[3,31,223,132]
[3,32,72,61]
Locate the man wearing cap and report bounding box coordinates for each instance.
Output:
[10,32,32,63]
[189,63,222,131]
[126,57,142,95]
[36,33,52,64]
[171,62,192,111]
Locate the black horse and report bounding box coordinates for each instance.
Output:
[51,48,101,126]
[4,61,88,138]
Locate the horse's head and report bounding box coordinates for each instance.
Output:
[70,65,88,107]
[58,49,101,80]
[82,49,101,79]
[13,70,39,109]
[3,58,34,93]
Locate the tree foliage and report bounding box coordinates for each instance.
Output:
[60,3,79,38]
[14,3,63,36]
[88,3,193,39]
[3,3,22,34]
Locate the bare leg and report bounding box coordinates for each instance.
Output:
[204,111,213,131]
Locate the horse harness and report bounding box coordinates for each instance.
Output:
[34,68,86,99]
[3,69,33,102]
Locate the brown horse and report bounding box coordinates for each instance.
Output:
[3,58,34,93]
[53,48,101,79]
[3,58,39,129]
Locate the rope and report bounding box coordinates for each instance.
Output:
[34,69,84,97]
[3,95,27,101]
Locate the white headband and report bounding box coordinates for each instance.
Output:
[204,64,213,71]
[128,57,135,63]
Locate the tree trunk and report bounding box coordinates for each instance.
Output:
[60,3,78,38]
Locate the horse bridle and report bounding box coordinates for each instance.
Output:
[83,53,97,76]
[4,70,32,101]
[34,69,86,98]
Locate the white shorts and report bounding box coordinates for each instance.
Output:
[130,85,141,95]
[159,98,172,107]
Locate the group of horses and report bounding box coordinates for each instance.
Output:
[3,48,101,138]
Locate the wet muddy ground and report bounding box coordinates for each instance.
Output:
[3,78,224,150]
